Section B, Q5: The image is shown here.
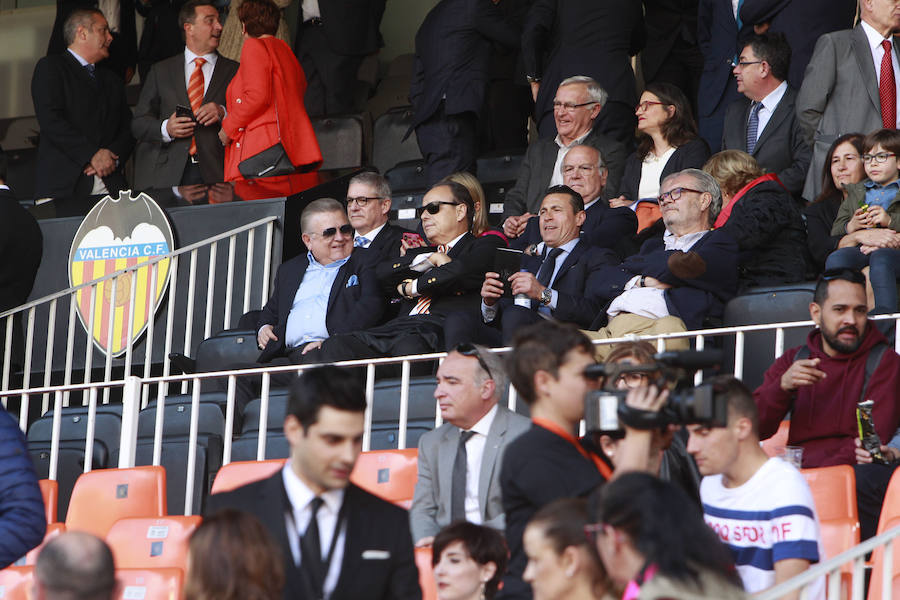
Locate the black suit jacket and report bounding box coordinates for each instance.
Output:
[721,86,811,196]
[300,0,386,56]
[47,0,138,81]
[697,0,754,120]
[409,0,519,128]
[132,52,239,188]
[205,473,421,600]
[641,0,699,83]
[512,200,638,253]
[378,232,501,317]
[31,52,134,200]
[257,251,385,362]
[618,137,711,203]
[358,223,410,265]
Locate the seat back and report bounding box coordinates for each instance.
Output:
[867,516,900,600]
[137,402,225,439]
[15,522,66,566]
[390,191,425,231]
[0,566,33,600]
[210,459,286,495]
[66,466,167,537]
[802,465,858,522]
[39,479,58,523]
[476,152,524,185]
[195,331,258,373]
[116,567,184,600]
[107,516,201,570]
[876,467,900,536]
[123,439,213,517]
[349,449,418,508]
[229,433,291,462]
[240,392,289,434]
[415,546,437,600]
[761,420,790,458]
[373,108,422,175]
[311,115,365,171]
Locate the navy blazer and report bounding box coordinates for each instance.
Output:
[357,222,410,266]
[257,252,384,362]
[206,473,421,600]
[512,200,637,253]
[592,228,739,330]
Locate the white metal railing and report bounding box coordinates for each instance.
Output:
[0,215,278,431]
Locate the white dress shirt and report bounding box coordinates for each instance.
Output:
[408,231,466,297]
[282,462,347,599]
[549,130,591,187]
[160,49,219,142]
[861,20,900,129]
[301,0,321,21]
[638,146,676,203]
[460,404,498,524]
[752,80,788,145]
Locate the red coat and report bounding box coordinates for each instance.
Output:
[222,36,322,183]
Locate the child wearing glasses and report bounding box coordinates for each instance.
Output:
[827,128,900,315]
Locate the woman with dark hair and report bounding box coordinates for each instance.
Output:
[703,150,807,289]
[589,473,746,599]
[432,522,508,600]
[523,498,612,600]
[219,0,321,193]
[802,133,866,272]
[184,508,284,600]
[611,83,711,232]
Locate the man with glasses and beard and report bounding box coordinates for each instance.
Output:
[755,268,900,540]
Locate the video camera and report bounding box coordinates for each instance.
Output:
[583,349,727,432]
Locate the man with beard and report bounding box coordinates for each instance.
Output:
[754,268,900,540]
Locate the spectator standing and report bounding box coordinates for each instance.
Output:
[135,0,185,82]
[432,522,508,600]
[33,533,115,599]
[641,0,703,119]
[218,0,290,61]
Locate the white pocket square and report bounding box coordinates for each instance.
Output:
[361,549,391,560]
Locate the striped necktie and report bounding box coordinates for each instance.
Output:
[409,244,447,315]
[187,57,206,157]
[746,102,762,154]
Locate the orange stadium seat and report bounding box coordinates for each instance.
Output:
[350,449,418,509]
[107,516,201,570]
[761,419,790,457]
[66,466,166,538]
[116,567,184,600]
[0,566,34,600]
[17,522,66,566]
[39,479,58,524]
[876,467,900,536]
[802,465,859,523]
[415,546,437,600]
[210,459,286,495]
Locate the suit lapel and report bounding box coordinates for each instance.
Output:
[328,259,351,314]
[281,258,310,319]
[478,408,507,517]
[852,25,882,113]
[439,426,458,514]
[169,54,191,106]
[447,232,473,257]
[754,88,794,153]
[332,485,365,597]
[204,54,229,103]
[552,240,584,288]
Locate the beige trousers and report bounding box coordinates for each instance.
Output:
[585,313,689,361]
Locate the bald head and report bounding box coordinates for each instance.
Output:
[35,532,116,600]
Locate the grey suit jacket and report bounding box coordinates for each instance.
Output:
[409,405,530,542]
[501,127,627,220]
[131,52,239,189]
[796,24,898,200]
[721,86,811,196]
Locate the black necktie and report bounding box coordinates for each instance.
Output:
[536,247,564,287]
[301,497,325,596]
[450,430,476,523]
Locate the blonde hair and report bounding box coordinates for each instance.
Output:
[442,172,490,237]
[702,150,765,197]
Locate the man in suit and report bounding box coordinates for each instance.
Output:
[501,77,627,238]
[722,32,811,198]
[346,171,408,263]
[206,367,422,600]
[409,0,519,184]
[797,0,900,200]
[132,0,238,189]
[522,0,644,145]
[587,169,739,360]
[641,0,703,118]
[31,8,134,203]
[317,181,496,362]
[410,344,530,546]
[294,0,386,116]
[511,145,637,251]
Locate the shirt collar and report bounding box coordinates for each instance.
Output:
[67,48,91,66]
[864,178,900,190]
[467,403,498,437]
[583,197,600,210]
[663,228,708,250]
[355,222,386,242]
[444,231,467,250]
[862,20,894,53]
[0,185,9,191]
[307,251,350,270]
[759,80,788,112]
[282,461,345,517]
[184,47,218,67]
[554,129,591,150]
[538,236,579,256]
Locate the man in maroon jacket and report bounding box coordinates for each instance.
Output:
[754,268,900,539]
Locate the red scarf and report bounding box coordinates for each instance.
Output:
[533,417,613,480]
[713,173,785,228]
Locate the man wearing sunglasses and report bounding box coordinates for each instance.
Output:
[315,181,497,362]
[409,343,530,548]
[345,171,410,263]
[755,268,900,541]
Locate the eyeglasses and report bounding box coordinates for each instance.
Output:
[820,268,866,285]
[861,152,897,164]
[562,164,601,175]
[309,223,353,238]
[346,196,384,207]
[454,342,493,380]
[731,59,764,68]
[552,100,597,112]
[658,187,705,202]
[583,523,605,546]
[417,201,460,217]
[635,100,665,112]
[615,372,649,389]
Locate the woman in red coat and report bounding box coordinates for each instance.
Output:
[219,0,321,194]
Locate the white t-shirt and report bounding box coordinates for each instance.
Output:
[701,457,825,599]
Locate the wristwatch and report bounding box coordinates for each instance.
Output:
[540,287,552,306]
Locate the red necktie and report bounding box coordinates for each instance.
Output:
[409,244,448,315]
[187,57,206,156]
[880,40,896,129]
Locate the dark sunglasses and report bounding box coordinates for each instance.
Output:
[311,223,353,238]
[454,342,493,379]
[417,201,460,217]
[820,268,865,285]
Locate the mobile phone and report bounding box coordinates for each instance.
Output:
[175,104,196,122]
[494,248,523,298]
[402,232,425,246]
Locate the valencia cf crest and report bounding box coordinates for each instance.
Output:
[68,190,175,357]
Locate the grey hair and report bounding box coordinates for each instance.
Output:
[64,8,103,45]
[661,169,722,226]
[300,198,346,233]
[470,345,508,403]
[559,144,606,176]
[559,76,608,107]
[348,171,392,199]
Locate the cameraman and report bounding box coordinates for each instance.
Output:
[498,321,669,600]
[687,376,824,600]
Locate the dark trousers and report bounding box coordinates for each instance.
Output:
[643,44,703,121]
[415,104,478,186]
[698,77,742,154]
[294,23,362,116]
[442,306,543,350]
[854,461,899,541]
